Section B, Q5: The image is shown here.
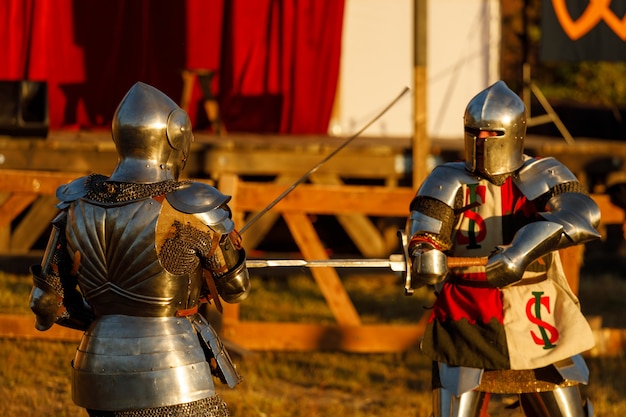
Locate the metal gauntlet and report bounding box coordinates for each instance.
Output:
[29,218,66,331]
[215,233,250,303]
[29,214,94,331]
[486,221,564,288]
[30,264,94,331]
[405,207,451,289]
[29,265,62,331]
[410,242,448,287]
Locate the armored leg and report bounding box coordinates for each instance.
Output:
[432,388,488,417]
[519,386,593,417]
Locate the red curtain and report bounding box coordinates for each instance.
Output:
[0,0,344,134]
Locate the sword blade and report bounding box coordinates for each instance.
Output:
[238,86,410,235]
[246,254,407,272]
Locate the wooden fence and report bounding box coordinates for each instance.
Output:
[1,169,625,355]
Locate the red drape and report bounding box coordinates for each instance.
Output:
[0,0,344,134]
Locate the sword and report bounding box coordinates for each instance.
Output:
[246,254,488,297]
[245,254,487,297]
[238,86,411,235]
[246,254,487,272]
[246,230,488,295]
[246,254,409,271]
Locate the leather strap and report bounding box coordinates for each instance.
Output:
[203,269,223,314]
[175,305,199,317]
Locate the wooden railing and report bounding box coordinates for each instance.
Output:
[1,169,625,355]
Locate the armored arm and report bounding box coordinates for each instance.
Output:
[29,269,60,331]
[212,227,250,303]
[540,191,601,248]
[29,212,94,331]
[406,166,467,288]
[486,158,601,287]
[519,157,601,247]
[167,182,251,304]
[406,206,450,288]
[485,221,564,288]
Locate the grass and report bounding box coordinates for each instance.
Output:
[0,266,625,417]
[237,270,435,324]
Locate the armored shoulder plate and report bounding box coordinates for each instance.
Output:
[166,182,234,233]
[514,157,578,201]
[417,162,477,207]
[55,176,89,209]
[166,182,231,213]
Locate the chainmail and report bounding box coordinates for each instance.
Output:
[35,219,74,321]
[41,242,67,297]
[86,395,230,417]
[477,368,579,394]
[159,221,222,275]
[409,194,462,250]
[84,174,190,204]
[533,180,587,208]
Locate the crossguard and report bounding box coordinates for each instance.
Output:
[397,230,414,295]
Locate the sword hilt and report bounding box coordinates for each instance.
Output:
[399,229,490,295]
[447,256,488,268]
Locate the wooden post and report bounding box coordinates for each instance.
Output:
[413,0,429,188]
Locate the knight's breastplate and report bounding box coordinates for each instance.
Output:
[65,198,202,317]
[450,178,548,280]
[452,179,505,257]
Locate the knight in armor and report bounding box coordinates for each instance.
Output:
[29,82,250,417]
[406,81,600,417]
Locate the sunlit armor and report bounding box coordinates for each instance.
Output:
[29,82,250,417]
[407,81,600,417]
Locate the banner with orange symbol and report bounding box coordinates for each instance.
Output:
[541,0,626,61]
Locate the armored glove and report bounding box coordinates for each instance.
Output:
[29,264,94,331]
[29,265,60,331]
[410,242,448,287]
[485,221,563,288]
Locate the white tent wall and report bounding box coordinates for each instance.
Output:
[330,0,501,140]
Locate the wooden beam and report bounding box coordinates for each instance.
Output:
[238,174,301,251]
[0,193,38,229]
[0,314,82,342]
[310,174,387,258]
[0,169,79,194]
[204,148,404,180]
[3,313,623,356]
[11,196,58,252]
[283,212,361,326]
[221,321,425,352]
[594,193,625,225]
[236,182,414,217]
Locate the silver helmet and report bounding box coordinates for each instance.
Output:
[463,80,526,182]
[108,82,194,183]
